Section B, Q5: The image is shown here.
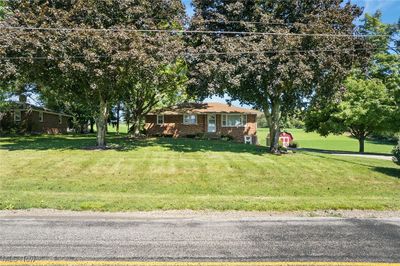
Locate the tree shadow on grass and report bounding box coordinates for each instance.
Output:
[302,151,399,179]
[0,134,268,155]
[373,167,400,179]
[147,137,268,154]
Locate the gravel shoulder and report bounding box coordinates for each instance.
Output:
[1,209,399,220]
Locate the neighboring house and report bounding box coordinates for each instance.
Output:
[0,101,72,134]
[145,102,261,144]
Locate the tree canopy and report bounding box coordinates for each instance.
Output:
[187,0,369,152]
[305,77,394,152]
[358,12,400,131]
[0,0,186,147]
[305,12,399,152]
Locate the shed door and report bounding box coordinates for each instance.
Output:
[207,114,216,133]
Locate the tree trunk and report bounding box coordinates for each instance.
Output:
[125,108,130,134]
[129,113,142,136]
[269,98,282,154]
[89,119,94,133]
[358,136,365,153]
[134,115,141,136]
[95,97,108,148]
[116,102,120,135]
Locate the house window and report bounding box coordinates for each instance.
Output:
[183,114,197,125]
[58,115,62,124]
[222,114,247,127]
[39,111,44,122]
[14,110,21,122]
[157,115,164,125]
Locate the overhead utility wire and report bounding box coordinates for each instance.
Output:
[0,48,377,60]
[0,26,391,37]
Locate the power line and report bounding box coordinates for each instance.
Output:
[0,26,391,37]
[0,48,378,60]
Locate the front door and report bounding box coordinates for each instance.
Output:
[207,114,216,133]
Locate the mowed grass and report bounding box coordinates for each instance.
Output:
[0,134,399,211]
[257,128,395,154]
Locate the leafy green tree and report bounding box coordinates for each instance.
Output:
[1,0,185,147]
[305,77,394,153]
[0,1,6,19]
[38,87,95,133]
[306,12,399,152]
[187,0,368,153]
[122,59,189,135]
[358,12,399,132]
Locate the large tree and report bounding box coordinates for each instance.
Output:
[358,12,399,131]
[0,0,185,147]
[122,58,189,136]
[305,12,399,152]
[305,77,394,153]
[187,0,369,152]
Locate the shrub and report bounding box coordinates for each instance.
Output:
[221,134,234,141]
[392,143,400,165]
[195,132,207,139]
[278,144,288,153]
[289,141,300,148]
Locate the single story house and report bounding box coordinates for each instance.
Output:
[145,102,261,144]
[0,101,73,134]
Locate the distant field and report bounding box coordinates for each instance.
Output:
[257,128,395,154]
[0,134,399,212]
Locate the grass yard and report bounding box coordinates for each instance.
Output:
[0,134,399,212]
[257,128,395,154]
[110,124,396,154]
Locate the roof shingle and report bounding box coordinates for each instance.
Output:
[150,102,261,116]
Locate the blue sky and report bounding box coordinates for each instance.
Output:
[183,0,400,23]
[182,0,400,105]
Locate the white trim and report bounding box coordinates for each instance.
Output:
[183,114,197,125]
[39,111,44,122]
[244,135,252,144]
[156,114,164,125]
[207,114,217,133]
[221,114,247,127]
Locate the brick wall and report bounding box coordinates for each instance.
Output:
[28,111,69,134]
[217,114,257,143]
[2,110,69,134]
[145,114,206,137]
[145,113,258,143]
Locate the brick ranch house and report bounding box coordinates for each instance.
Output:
[0,102,72,134]
[145,102,261,144]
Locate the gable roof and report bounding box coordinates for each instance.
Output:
[9,101,73,117]
[150,102,262,116]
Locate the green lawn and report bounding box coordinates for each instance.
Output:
[0,134,399,211]
[257,128,395,154]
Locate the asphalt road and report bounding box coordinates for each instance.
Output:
[0,212,399,263]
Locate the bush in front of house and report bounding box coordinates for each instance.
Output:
[221,134,234,141]
[392,142,400,165]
